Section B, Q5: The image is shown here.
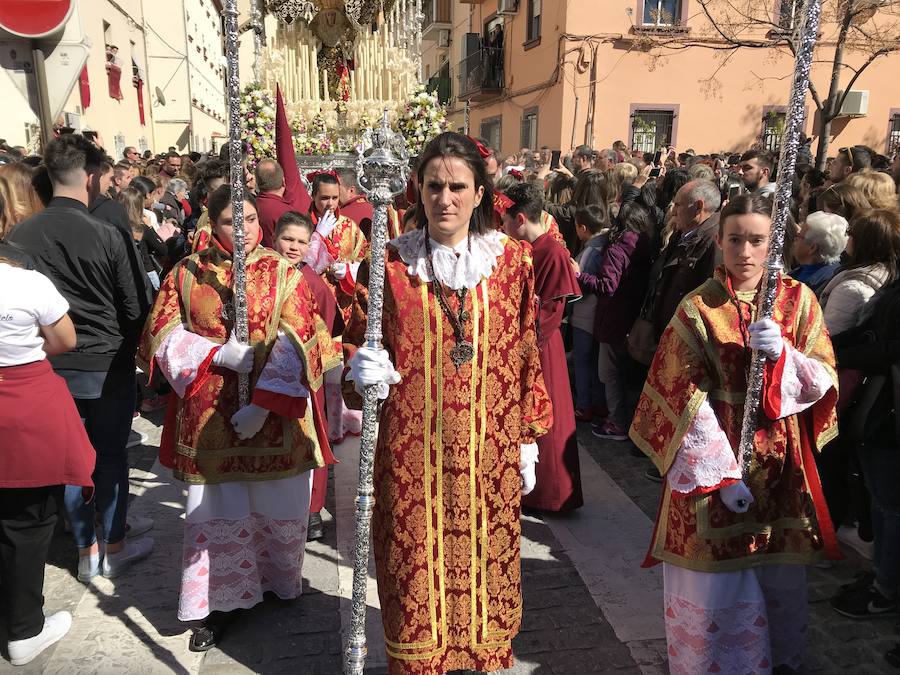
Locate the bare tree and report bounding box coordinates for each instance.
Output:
[634,0,900,168]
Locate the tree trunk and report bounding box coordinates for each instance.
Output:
[815,114,833,170]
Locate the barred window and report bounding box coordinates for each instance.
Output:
[520,108,538,150]
[630,109,674,154]
[762,111,786,154]
[480,116,502,155]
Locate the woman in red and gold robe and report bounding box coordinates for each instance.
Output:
[138,186,338,651]
[343,133,552,675]
[630,194,839,674]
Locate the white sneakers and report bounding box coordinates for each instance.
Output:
[77,536,155,584]
[101,537,154,579]
[7,611,72,666]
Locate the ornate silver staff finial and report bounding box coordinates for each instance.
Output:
[737,0,822,482]
[223,0,250,407]
[344,110,409,675]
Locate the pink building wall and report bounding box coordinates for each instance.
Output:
[448,0,900,158]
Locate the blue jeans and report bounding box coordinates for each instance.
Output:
[572,328,604,412]
[859,442,900,594]
[64,369,135,548]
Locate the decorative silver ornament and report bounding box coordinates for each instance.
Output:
[344,109,409,675]
[737,0,822,482]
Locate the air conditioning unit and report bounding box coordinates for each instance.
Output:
[838,90,869,117]
[498,0,518,15]
[438,29,451,48]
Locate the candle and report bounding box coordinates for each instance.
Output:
[312,63,320,102]
[323,70,329,101]
[302,48,311,101]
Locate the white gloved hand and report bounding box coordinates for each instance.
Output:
[719,480,754,513]
[748,318,784,362]
[520,442,539,496]
[347,346,400,400]
[213,332,254,373]
[330,261,348,280]
[230,404,269,440]
[315,210,338,238]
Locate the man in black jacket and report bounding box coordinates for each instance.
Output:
[8,134,154,582]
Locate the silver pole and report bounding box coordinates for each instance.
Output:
[344,111,410,675]
[249,0,266,84]
[223,0,250,407]
[737,0,821,480]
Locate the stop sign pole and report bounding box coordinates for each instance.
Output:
[0,0,75,149]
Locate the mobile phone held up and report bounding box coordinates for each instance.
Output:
[550,150,561,170]
[649,167,662,178]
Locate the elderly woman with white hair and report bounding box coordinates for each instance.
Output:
[790,211,849,294]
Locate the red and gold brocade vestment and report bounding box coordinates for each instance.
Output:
[343,229,552,675]
[138,239,339,484]
[630,268,839,572]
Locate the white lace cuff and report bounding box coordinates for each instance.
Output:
[256,332,310,399]
[391,228,505,290]
[667,400,741,494]
[775,344,833,418]
[303,232,336,275]
[156,325,219,398]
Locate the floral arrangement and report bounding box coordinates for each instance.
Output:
[239,83,275,168]
[396,86,448,156]
[292,111,333,156]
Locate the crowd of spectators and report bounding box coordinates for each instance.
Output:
[1,128,899,665]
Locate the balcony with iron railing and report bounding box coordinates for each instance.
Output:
[422,0,452,39]
[457,47,503,102]
[427,72,452,105]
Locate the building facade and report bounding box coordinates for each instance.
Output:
[1,0,154,155]
[144,0,227,153]
[428,0,900,162]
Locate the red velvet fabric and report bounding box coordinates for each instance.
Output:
[0,360,95,489]
[257,86,312,247]
[521,233,584,512]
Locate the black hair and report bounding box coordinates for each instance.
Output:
[415,132,494,235]
[311,172,340,196]
[165,151,181,161]
[739,148,774,173]
[575,204,609,234]
[719,192,773,236]
[275,210,313,239]
[504,182,544,224]
[615,202,654,238]
[131,175,156,198]
[208,184,257,224]
[656,168,690,211]
[43,134,106,184]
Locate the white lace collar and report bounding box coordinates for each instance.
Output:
[390,228,506,290]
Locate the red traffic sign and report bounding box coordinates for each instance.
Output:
[0,0,74,39]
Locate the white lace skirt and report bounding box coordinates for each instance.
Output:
[178,472,313,621]
[663,563,808,675]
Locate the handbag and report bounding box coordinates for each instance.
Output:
[626,316,657,366]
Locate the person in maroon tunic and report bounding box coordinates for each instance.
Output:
[255,86,312,247]
[336,167,374,239]
[502,182,584,511]
[272,211,344,540]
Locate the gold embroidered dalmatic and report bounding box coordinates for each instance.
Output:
[343,237,551,675]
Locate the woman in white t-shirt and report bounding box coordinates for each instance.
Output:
[0,258,95,666]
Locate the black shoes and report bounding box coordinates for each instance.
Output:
[831,582,898,619]
[308,511,324,541]
[189,610,239,652]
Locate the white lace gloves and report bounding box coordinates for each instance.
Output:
[330,261,348,280]
[748,319,784,362]
[520,443,539,496]
[213,332,254,373]
[231,404,269,440]
[315,210,338,238]
[347,347,401,400]
[720,480,754,513]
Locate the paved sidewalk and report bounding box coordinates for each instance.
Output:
[1,410,897,673]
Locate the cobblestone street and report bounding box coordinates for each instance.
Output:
[0,412,895,674]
